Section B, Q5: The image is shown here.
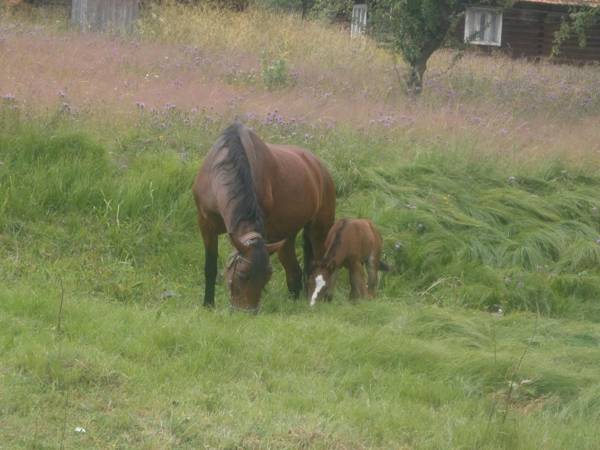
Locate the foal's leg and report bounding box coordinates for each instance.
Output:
[200,224,219,308]
[277,234,302,298]
[348,260,367,300]
[366,254,378,299]
[304,221,331,287]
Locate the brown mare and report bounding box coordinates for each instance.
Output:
[193,123,336,312]
[307,218,389,305]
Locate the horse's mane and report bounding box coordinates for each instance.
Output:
[214,122,265,234]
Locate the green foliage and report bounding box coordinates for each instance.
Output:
[6,106,600,319]
[367,0,509,93]
[367,0,465,92]
[552,6,600,57]
[309,0,353,20]
[260,52,293,89]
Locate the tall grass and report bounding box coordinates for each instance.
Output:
[137,2,391,95]
[3,105,600,319]
[136,2,600,117]
[2,5,600,448]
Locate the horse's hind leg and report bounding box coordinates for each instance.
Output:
[278,234,302,299]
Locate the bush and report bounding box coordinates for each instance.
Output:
[260,53,293,89]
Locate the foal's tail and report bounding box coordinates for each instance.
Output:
[378,260,391,272]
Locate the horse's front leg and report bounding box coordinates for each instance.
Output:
[200,226,219,308]
[303,221,331,294]
[277,235,302,299]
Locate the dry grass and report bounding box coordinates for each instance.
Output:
[138,2,393,96]
[1,2,600,166]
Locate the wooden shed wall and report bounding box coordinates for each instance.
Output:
[461,3,600,62]
[71,0,139,32]
[503,4,600,61]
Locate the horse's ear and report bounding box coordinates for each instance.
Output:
[229,233,248,254]
[265,239,285,255]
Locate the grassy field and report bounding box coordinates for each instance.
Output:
[2,3,600,449]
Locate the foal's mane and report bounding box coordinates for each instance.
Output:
[214,123,265,234]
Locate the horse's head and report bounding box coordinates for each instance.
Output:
[307,261,335,307]
[226,232,285,312]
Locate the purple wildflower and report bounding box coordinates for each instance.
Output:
[264,110,285,126]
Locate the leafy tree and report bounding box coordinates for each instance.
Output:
[310,0,353,21]
[552,5,600,57]
[368,0,469,94]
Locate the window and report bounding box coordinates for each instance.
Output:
[351,4,367,38]
[464,7,503,47]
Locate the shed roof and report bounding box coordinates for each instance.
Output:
[520,0,600,6]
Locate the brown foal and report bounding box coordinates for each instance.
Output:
[307,218,389,305]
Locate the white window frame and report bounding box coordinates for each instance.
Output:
[351,4,367,38]
[464,7,503,47]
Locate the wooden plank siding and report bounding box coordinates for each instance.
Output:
[461,2,600,62]
[71,0,139,33]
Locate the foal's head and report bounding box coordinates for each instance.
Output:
[226,232,284,312]
[307,261,335,307]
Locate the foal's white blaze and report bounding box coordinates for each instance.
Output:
[310,274,326,307]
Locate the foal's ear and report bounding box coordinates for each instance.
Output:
[229,233,248,254]
[265,239,286,255]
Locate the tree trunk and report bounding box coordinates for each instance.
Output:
[400,14,453,96]
[404,59,427,95]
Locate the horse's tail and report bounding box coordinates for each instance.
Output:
[378,260,390,272]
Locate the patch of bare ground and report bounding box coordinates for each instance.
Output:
[492,393,559,417]
[1,27,600,163]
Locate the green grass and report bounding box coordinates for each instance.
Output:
[2,107,600,448]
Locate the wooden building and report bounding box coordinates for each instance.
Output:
[71,0,139,33]
[463,0,600,62]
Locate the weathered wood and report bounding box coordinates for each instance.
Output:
[71,0,139,33]
[460,1,600,62]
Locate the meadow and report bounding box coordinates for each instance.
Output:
[2,2,600,449]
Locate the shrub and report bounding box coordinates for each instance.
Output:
[260,53,293,89]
